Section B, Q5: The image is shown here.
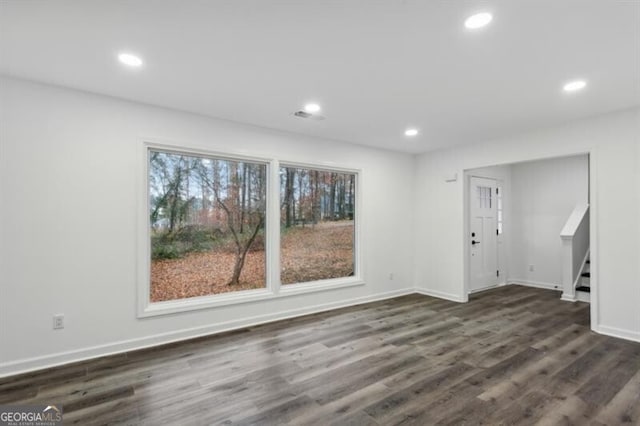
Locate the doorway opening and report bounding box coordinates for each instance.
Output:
[464,154,592,308]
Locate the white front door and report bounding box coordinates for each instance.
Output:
[469,177,498,292]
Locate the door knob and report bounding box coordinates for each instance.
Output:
[472,240,480,245]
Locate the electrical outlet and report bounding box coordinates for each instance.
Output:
[53,314,64,330]
[389,273,394,280]
[529,264,535,272]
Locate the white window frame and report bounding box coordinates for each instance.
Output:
[277,161,363,297]
[137,141,364,318]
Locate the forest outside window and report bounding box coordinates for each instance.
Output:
[280,166,356,285]
[142,144,361,316]
[148,149,267,302]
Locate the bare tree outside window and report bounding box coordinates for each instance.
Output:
[147,150,358,305]
[149,150,267,302]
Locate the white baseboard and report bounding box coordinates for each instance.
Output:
[4,284,634,379]
[0,287,414,378]
[469,284,499,294]
[560,293,577,302]
[414,288,467,303]
[594,324,640,343]
[508,279,562,291]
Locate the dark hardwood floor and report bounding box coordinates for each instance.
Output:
[2,285,640,425]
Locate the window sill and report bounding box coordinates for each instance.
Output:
[138,277,365,318]
[139,288,276,318]
[278,277,365,297]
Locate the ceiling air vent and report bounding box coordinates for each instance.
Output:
[293,110,326,121]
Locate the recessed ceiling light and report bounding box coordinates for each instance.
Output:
[404,128,419,137]
[118,52,143,68]
[563,80,587,92]
[303,103,321,113]
[465,12,493,29]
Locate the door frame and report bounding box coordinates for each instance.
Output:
[462,151,597,333]
[467,175,500,293]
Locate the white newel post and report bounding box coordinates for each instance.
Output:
[561,235,576,302]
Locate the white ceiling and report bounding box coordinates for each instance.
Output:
[1,0,638,153]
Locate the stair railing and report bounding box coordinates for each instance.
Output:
[560,204,590,301]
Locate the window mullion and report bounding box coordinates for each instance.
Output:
[268,159,282,294]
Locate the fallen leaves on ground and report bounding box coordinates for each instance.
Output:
[281,221,354,284]
[151,221,354,302]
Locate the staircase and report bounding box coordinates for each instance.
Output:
[560,204,589,303]
[575,258,590,302]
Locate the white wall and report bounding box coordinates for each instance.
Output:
[414,107,640,341]
[509,155,589,287]
[1,76,638,377]
[0,77,416,376]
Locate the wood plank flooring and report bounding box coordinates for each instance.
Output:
[2,285,639,425]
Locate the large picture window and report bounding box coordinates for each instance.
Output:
[280,166,356,284]
[148,149,267,302]
[141,143,361,316]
